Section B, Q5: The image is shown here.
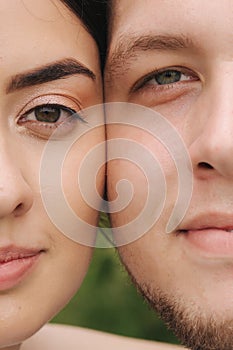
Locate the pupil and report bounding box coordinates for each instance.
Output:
[156,70,181,85]
[35,106,61,123]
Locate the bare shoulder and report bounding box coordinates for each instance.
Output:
[22,323,185,350]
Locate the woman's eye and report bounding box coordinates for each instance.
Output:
[18,103,83,139]
[34,105,62,123]
[24,104,75,123]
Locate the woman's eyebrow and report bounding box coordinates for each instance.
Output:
[6,58,96,94]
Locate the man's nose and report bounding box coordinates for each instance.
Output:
[189,77,233,179]
[0,143,33,218]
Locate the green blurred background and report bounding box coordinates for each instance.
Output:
[52,249,180,344]
[51,215,180,345]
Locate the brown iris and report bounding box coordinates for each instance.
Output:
[35,105,61,123]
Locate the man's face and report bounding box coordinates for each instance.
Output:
[105,0,233,349]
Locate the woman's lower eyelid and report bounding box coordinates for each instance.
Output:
[16,101,87,140]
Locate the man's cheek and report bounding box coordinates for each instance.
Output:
[108,159,148,225]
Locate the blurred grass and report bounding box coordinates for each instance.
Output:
[51,245,180,344]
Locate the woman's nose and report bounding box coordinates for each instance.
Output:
[0,147,33,218]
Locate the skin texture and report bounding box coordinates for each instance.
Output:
[105,1,233,349]
[0,1,104,349]
[22,323,184,350]
[0,2,183,350]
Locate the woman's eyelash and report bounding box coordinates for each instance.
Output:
[17,101,88,140]
[21,103,85,124]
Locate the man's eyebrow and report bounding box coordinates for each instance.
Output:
[6,58,96,94]
[107,33,195,79]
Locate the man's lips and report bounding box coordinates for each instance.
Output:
[0,245,44,291]
[178,214,233,257]
[178,212,233,232]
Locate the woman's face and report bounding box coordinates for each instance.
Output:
[0,0,104,348]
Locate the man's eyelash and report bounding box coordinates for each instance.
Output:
[131,67,198,93]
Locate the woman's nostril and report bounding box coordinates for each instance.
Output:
[14,202,28,216]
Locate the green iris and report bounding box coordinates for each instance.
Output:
[155,70,181,85]
[35,105,61,123]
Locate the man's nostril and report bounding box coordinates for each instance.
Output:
[198,162,214,169]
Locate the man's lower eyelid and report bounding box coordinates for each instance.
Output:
[131,71,166,92]
[133,74,195,93]
[131,66,198,92]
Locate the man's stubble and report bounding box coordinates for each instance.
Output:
[119,253,233,350]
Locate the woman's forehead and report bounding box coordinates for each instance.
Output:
[0,0,100,81]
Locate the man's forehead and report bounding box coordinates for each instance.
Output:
[108,0,200,64]
[106,0,233,83]
[109,0,232,35]
[110,0,178,32]
[108,0,233,54]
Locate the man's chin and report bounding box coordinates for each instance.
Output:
[134,280,233,350]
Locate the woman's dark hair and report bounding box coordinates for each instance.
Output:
[61,0,107,68]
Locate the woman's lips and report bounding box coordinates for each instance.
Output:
[181,228,233,257]
[0,247,43,291]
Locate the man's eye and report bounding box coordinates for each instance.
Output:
[148,69,193,86]
[24,104,75,123]
[129,67,201,109]
[154,70,183,85]
[132,67,198,93]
